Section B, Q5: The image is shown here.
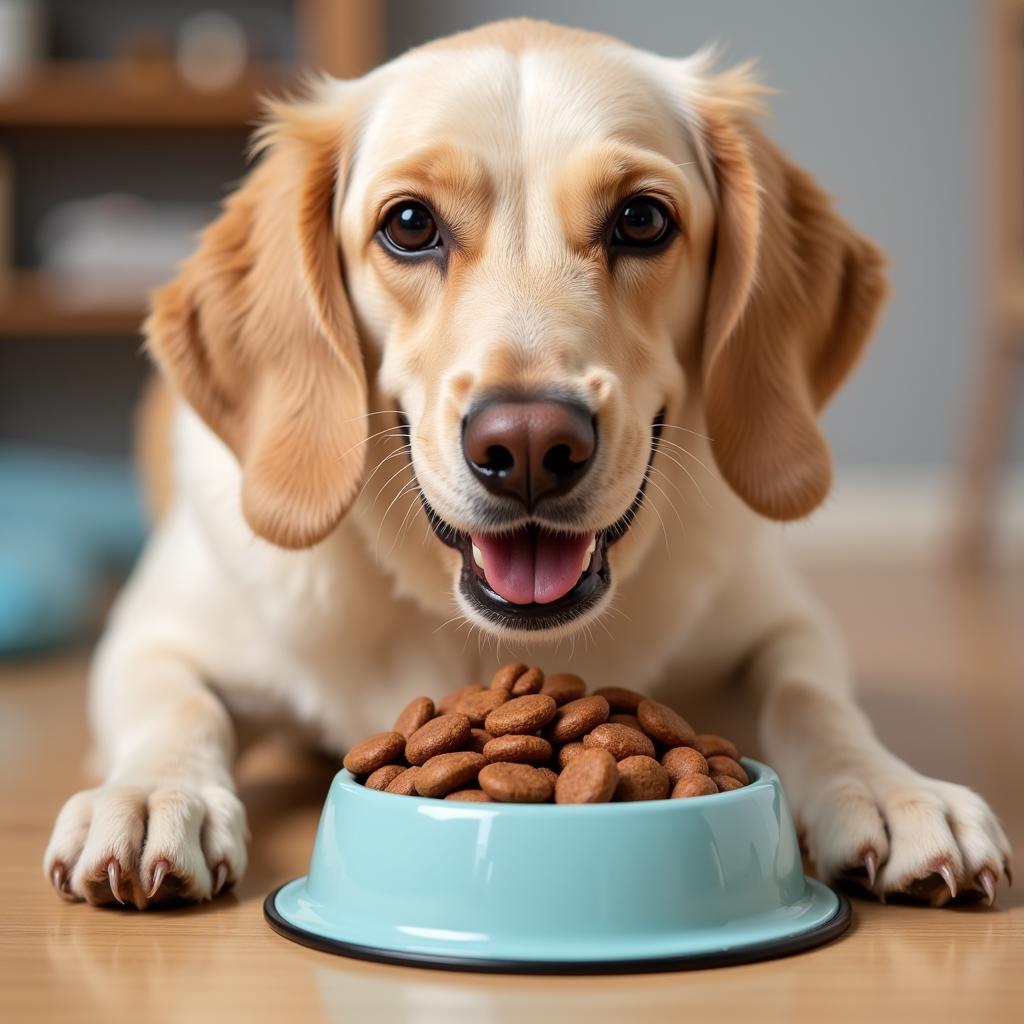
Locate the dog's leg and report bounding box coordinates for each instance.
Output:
[748,579,1012,906]
[43,522,249,909]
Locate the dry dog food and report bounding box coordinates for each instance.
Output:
[345,663,750,803]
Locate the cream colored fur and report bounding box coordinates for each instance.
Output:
[44,20,1010,909]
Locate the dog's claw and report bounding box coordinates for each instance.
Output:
[106,859,125,905]
[1005,861,1013,888]
[863,850,879,889]
[146,859,168,900]
[213,862,229,896]
[938,862,958,902]
[51,863,67,895]
[978,868,997,907]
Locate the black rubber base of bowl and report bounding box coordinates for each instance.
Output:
[263,882,851,975]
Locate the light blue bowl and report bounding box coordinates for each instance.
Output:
[265,759,848,973]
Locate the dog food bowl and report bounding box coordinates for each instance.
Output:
[265,759,848,973]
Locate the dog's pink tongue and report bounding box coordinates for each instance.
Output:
[472,530,594,605]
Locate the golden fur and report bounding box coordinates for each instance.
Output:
[44,20,1009,911]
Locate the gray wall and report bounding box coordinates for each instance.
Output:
[387,0,1020,471]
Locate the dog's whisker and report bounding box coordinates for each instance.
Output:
[370,456,416,512]
[592,612,616,643]
[659,423,713,443]
[648,463,689,504]
[434,611,469,635]
[334,425,406,465]
[656,437,719,480]
[654,447,707,483]
[653,448,711,507]
[646,473,685,527]
[391,485,426,555]
[336,409,405,425]
[356,444,412,503]
[640,477,678,547]
[375,479,421,556]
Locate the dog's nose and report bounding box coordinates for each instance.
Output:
[462,399,597,508]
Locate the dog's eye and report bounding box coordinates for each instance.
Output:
[381,201,441,253]
[611,197,673,250]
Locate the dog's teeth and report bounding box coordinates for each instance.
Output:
[585,536,597,556]
[580,551,591,573]
[472,544,484,568]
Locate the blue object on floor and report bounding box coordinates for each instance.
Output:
[0,445,146,655]
[265,760,850,973]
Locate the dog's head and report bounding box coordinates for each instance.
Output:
[147,20,885,640]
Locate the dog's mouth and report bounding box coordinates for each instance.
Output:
[408,414,664,633]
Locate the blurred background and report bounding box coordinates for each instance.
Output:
[1,9,1022,1013]
[0,0,1021,656]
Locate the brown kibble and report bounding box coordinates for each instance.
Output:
[437,683,484,713]
[608,712,642,731]
[365,764,407,791]
[483,734,553,765]
[456,687,508,726]
[614,755,670,801]
[671,774,719,799]
[489,662,528,691]
[540,672,587,705]
[555,748,618,804]
[466,728,493,754]
[415,752,487,798]
[343,731,406,775]
[405,713,471,765]
[695,733,740,761]
[511,667,545,695]
[392,696,435,739]
[354,668,746,805]
[384,766,420,795]
[546,695,610,743]
[489,663,543,695]
[661,746,709,783]
[593,686,646,713]
[479,762,554,803]
[583,722,656,761]
[713,774,745,792]
[707,756,749,785]
[485,694,557,736]
[558,741,585,767]
[636,699,697,748]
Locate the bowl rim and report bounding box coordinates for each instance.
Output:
[333,756,772,815]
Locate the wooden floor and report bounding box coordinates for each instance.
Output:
[1,564,1021,1024]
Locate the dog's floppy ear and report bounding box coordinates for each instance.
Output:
[696,84,887,520]
[145,94,367,548]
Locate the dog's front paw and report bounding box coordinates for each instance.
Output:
[43,783,248,909]
[800,770,1012,906]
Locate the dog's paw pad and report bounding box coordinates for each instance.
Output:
[44,784,248,910]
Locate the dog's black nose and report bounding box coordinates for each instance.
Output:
[462,399,596,508]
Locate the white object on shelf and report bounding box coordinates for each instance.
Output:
[0,0,45,92]
[176,10,249,93]
[36,193,212,309]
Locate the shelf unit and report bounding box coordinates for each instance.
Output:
[0,0,383,339]
[0,61,294,129]
[0,269,145,336]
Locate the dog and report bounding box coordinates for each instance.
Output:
[44,19,1010,909]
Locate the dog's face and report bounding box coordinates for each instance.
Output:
[147,21,886,640]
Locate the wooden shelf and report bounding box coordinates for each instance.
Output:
[0,61,295,128]
[0,270,144,336]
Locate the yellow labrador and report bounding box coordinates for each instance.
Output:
[45,19,1009,908]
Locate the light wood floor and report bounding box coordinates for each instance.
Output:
[1,564,1021,1024]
